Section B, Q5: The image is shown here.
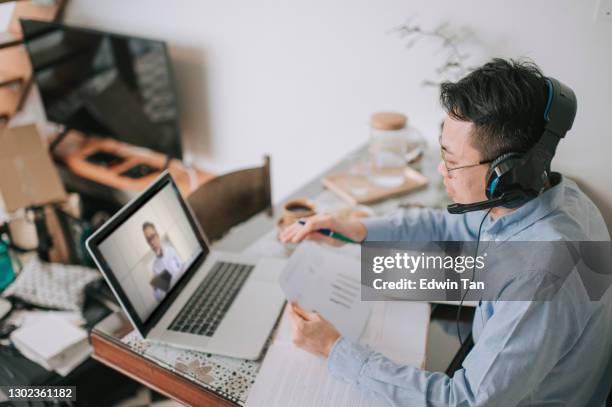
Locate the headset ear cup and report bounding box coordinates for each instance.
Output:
[485,152,524,199]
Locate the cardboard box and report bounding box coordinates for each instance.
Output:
[0,124,66,212]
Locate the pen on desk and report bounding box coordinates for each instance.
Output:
[297,220,357,244]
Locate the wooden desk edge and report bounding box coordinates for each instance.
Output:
[90,331,237,407]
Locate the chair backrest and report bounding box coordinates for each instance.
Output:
[187,156,272,243]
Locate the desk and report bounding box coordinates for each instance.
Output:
[90,146,467,406]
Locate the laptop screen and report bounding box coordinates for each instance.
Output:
[95,179,203,324]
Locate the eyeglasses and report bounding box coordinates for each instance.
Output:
[440,148,492,177]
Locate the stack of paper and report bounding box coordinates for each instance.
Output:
[247,341,384,407]
[10,314,91,376]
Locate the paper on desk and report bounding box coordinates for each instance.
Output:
[360,301,429,367]
[279,241,371,342]
[247,301,429,407]
[246,342,385,407]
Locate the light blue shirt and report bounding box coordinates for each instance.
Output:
[152,243,183,301]
[328,176,612,406]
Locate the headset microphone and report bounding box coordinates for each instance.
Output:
[447,191,529,214]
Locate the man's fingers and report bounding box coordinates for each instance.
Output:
[304,216,334,233]
[291,302,310,319]
[292,302,317,321]
[280,214,342,244]
[291,216,335,243]
[281,219,321,243]
[279,223,302,242]
[288,303,306,328]
[291,223,314,243]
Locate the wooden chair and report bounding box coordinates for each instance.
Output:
[187,156,272,242]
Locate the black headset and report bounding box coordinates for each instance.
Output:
[447,77,577,214]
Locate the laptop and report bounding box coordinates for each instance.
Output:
[86,171,286,360]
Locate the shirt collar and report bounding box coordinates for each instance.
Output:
[482,175,565,241]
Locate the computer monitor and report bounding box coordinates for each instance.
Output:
[21,19,183,160]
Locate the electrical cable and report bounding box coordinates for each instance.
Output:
[456,207,493,348]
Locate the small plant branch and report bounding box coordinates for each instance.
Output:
[390,18,472,86]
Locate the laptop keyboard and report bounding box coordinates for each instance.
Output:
[168,261,254,337]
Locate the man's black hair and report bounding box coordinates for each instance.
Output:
[440,58,548,161]
[142,221,156,231]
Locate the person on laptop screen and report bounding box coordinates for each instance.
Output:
[142,221,184,301]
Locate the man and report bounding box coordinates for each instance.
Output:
[280,59,612,406]
[142,222,183,301]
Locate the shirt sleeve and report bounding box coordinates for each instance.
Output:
[360,207,477,242]
[327,277,581,406]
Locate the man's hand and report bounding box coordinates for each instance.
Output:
[288,302,341,358]
[279,214,367,245]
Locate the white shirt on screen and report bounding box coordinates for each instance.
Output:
[152,243,183,301]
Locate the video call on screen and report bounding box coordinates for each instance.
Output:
[98,183,201,321]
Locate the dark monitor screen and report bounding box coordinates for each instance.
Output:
[21,19,183,160]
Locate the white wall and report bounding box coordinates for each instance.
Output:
[4,0,612,226]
